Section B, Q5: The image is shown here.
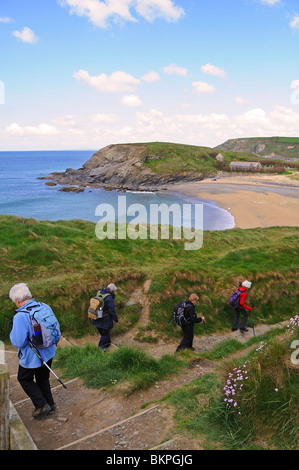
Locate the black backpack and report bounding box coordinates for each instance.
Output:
[173,300,189,326]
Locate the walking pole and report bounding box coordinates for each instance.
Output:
[202,319,208,335]
[250,310,255,337]
[27,339,67,389]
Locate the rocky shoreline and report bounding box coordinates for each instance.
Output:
[43,144,205,192]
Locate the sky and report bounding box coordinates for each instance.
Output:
[0,0,299,151]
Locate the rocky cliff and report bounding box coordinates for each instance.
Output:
[47,143,204,191]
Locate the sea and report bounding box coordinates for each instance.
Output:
[0,150,235,230]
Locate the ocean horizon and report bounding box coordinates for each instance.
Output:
[0,150,235,230]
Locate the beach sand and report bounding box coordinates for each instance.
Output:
[171,174,299,229]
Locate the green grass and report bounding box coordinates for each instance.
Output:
[217,136,299,162]
[54,344,187,395]
[163,328,299,450]
[136,141,261,176]
[2,214,298,450]
[1,216,298,341]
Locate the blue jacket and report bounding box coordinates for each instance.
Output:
[10,298,56,368]
[91,288,118,330]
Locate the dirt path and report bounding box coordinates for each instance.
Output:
[5,280,288,450]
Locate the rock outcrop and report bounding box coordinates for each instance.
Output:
[46,144,203,191]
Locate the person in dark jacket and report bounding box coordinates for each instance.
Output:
[176,293,205,352]
[232,280,252,332]
[91,283,119,350]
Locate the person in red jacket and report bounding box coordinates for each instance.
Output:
[232,280,252,332]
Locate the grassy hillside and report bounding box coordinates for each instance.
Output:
[132,141,299,177]
[1,215,298,342]
[216,136,299,160]
[164,329,299,449]
[2,215,298,449]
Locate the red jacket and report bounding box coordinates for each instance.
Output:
[238,287,252,311]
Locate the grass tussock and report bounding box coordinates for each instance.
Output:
[164,327,299,450]
[54,344,187,396]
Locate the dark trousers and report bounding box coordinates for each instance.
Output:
[97,328,111,350]
[176,323,194,351]
[232,308,249,330]
[18,359,55,409]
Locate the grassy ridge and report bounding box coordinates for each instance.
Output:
[216,136,299,160]
[135,141,260,176]
[133,141,299,177]
[1,215,298,342]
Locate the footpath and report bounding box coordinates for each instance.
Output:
[5,320,285,451]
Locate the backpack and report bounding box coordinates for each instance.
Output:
[173,300,189,327]
[24,302,61,349]
[88,291,111,320]
[228,288,244,308]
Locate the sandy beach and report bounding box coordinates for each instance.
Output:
[171,174,299,229]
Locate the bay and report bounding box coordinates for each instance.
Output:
[0,150,234,230]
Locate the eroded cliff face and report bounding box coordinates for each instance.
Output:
[47,144,203,191]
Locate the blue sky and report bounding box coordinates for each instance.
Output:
[0,0,299,150]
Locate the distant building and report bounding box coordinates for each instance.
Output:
[230,161,262,171]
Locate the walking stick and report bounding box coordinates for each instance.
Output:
[27,339,67,389]
[202,319,207,335]
[250,310,255,337]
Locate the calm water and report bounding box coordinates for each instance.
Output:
[0,150,235,230]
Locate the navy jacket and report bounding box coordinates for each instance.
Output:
[183,301,203,325]
[91,288,118,330]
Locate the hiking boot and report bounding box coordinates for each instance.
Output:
[240,327,249,332]
[231,328,238,332]
[48,404,57,415]
[32,403,51,419]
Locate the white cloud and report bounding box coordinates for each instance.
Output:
[52,115,82,126]
[290,15,299,29]
[291,79,299,89]
[235,96,250,105]
[141,71,161,82]
[134,0,184,23]
[260,0,280,5]
[0,17,14,23]
[91,113,120,122]
[134,105,299,147]
[12,27,38,43]
[121,94,143,107]
[201,63,227,79]
[4,105,299,150]
[73,69,141,92]
[5,123,59,136]
[192,81,217,94]
[58,0,184,29]
[163,63,188,77]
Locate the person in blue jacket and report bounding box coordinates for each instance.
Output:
[9,283,57,419]
[91,283,119,350]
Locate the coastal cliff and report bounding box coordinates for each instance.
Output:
[46,139,299,192]
[47,143,206,191]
